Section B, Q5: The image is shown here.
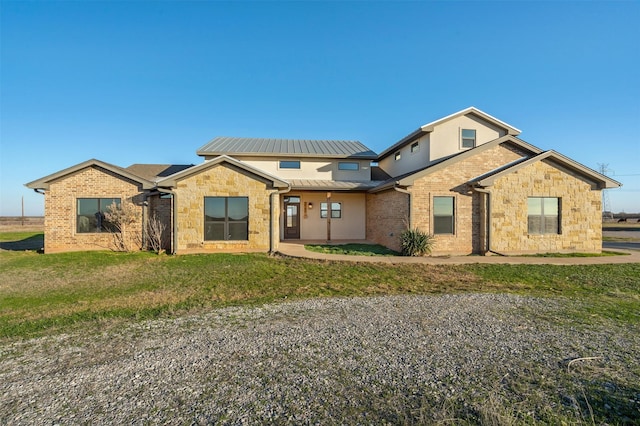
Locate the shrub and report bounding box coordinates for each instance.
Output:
[400,228,435,256]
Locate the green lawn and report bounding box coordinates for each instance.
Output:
[304,243,399,256]
[1,241,639,340]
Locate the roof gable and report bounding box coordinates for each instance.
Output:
[370,136,541,192]
[25,159,155,190]
[156,155,290,188]
[476,150,622,189]
[196,137,377,159]
[378,107,522,160]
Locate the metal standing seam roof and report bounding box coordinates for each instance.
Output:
[288,179,385,191]
[196,137,378,159]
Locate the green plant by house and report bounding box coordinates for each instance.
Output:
[400,228,435,256]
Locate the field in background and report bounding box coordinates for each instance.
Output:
[0,217,44,233]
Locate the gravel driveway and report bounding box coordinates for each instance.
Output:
[1,294,638,424]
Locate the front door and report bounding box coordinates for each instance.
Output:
[283,196,300,239]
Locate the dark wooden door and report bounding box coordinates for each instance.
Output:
[284,199,300,239]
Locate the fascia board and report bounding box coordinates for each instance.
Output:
[156,155,290,188]
[25,159,155,190]
[476,151,623,189]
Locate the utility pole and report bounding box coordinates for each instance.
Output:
[21,196,25,226]
[597,163,614,220]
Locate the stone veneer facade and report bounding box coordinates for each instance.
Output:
[44,166,144,253]
[172,163,279,253]
[408,143,528,255]
[488,160,603,254]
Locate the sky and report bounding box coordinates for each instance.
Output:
[1,0,639,216]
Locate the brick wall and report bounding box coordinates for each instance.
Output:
[488,160,603,254]
[409,143,525,255]
[148,195,172,252]
[173,163,279,253]
[366,190,410,252]
[44,166,144,253]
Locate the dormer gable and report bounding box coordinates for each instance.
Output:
[377,107,522,178]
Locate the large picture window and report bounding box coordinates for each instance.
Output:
[433,196,455,234]
[528,197,560,234]
[77,198,120,233]
[204,197,249,241]
[320,202,342,219]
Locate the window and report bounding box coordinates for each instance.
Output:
[77,198,121,233]
[279,160,300,169]
[433,196,454,234]
[395,152,401,161]
[338,162,359,171]
[204,197,249,241]
[461,129,476,148]
[320,202,342,219]
[528,197,560,234]
[411,141,420,153]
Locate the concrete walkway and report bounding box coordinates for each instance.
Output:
[278,241,640,265]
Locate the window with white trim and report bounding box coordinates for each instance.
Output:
[411,141,420,153]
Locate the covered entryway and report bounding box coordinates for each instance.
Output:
[283,196,301,239]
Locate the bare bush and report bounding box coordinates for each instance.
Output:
[105,201,142,252]
[146,214,167,254]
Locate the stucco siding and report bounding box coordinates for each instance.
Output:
[488,160,603,254]
[173,163,278,253]
[378,134,431,178]
[43,166,144,253]
[288,192,367,240]
[210,157,372,181]
[429,115,506,162]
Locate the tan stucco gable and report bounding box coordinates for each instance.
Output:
[371,136,541,193]
[378,107,522,161]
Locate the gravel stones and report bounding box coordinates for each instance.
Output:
[1,294,637,424]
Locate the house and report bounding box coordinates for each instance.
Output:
[26,107,621,255]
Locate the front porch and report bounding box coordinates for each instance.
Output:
[280,192,368,242]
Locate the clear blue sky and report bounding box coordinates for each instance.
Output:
[1,1,639,216]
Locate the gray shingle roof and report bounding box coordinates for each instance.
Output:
[197,137,377,159]
[125,164,195,181]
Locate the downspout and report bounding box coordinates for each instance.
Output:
[33,189,45,195]
[270,185,291,254]
[472,186,504,256]
[393,186,412,228]
[157,188,178,255]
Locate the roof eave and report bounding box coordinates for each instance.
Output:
[156,155,290,189]
[475,150,623,189]
[196,151,377,160]
[24,159,155,190]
